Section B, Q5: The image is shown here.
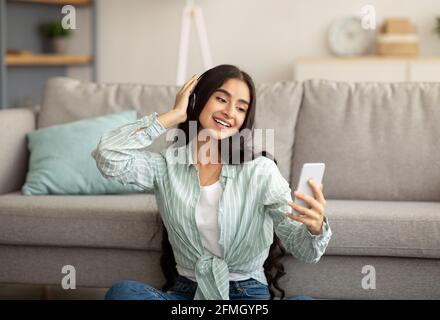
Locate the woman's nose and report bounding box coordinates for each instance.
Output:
[223,103,235,118]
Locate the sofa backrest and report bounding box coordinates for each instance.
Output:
[39,77,179,156]
[253,82,302,180]
[39,78,303,182]
[292,79,440,201]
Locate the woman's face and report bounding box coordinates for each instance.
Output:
[198,78,250,140]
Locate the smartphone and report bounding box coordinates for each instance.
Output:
[294,163,326,209]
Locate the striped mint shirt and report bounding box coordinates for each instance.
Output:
[91,111,332,300]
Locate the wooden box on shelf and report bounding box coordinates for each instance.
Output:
[376,42,418,57]
[381,18,415,34]
[376,18,418,57]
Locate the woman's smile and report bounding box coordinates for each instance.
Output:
[212,115,232,130]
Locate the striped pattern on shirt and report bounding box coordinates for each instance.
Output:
[91,111,332,300]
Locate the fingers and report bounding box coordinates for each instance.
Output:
[308,179,326,205]
[288,201,320,220]
[286,204,322,233]
[294,190,323,214]
[287,212,323,235]
[179,75,198,93]
[181,75,197,90]
[286,212,314,226]
[287,188,325,234]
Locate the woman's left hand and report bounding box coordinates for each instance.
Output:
[286,180,326,235]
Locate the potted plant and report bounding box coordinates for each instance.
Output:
[39,20,72,54]
[435,16,440,39]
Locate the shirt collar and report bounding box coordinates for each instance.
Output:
[184,137,236,179]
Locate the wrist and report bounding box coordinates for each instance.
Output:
[173,109,187,123]
[157,110,186,129]
[308,228,321,236]
[308,220,324,235]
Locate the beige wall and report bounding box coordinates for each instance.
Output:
[95,0,440,85]
[66,6,93,82]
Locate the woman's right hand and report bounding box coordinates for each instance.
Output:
[156,75,199,129]
[171,75,199,123]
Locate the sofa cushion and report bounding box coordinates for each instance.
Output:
[292,79,440,201]
[1,193,439,259]
[0,192,162,250]
[254,82,303,181]
[39,77,303,181]
[22,110,142,195]
[325,199,440,258]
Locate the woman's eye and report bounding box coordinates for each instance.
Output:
[236,106,246,112]
[216,97,226,103]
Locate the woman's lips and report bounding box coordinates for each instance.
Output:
[213,118,231,130]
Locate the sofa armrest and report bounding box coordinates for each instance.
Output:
[0,107,37,194]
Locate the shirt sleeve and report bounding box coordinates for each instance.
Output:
[91,111,167,192]
[260,158,332,263]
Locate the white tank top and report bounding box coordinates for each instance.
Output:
[177,180,250,282]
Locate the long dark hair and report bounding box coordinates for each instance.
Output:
[152,64,287,299]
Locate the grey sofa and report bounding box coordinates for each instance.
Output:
[0,77,439,300]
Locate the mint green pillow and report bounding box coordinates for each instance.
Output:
[22,110,143,195]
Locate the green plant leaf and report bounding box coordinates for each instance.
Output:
[39,20,71,38]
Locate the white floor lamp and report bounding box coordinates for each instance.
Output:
[176,0,213,85]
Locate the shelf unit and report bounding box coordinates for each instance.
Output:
[294,56,440,82]
[0,0,5,107]
[0,0,96,108]
[14,0,91,5]
[6,53,92,65]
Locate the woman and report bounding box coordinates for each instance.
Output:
[92,64,332,300]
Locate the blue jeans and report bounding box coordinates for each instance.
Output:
[104,276,313,300]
